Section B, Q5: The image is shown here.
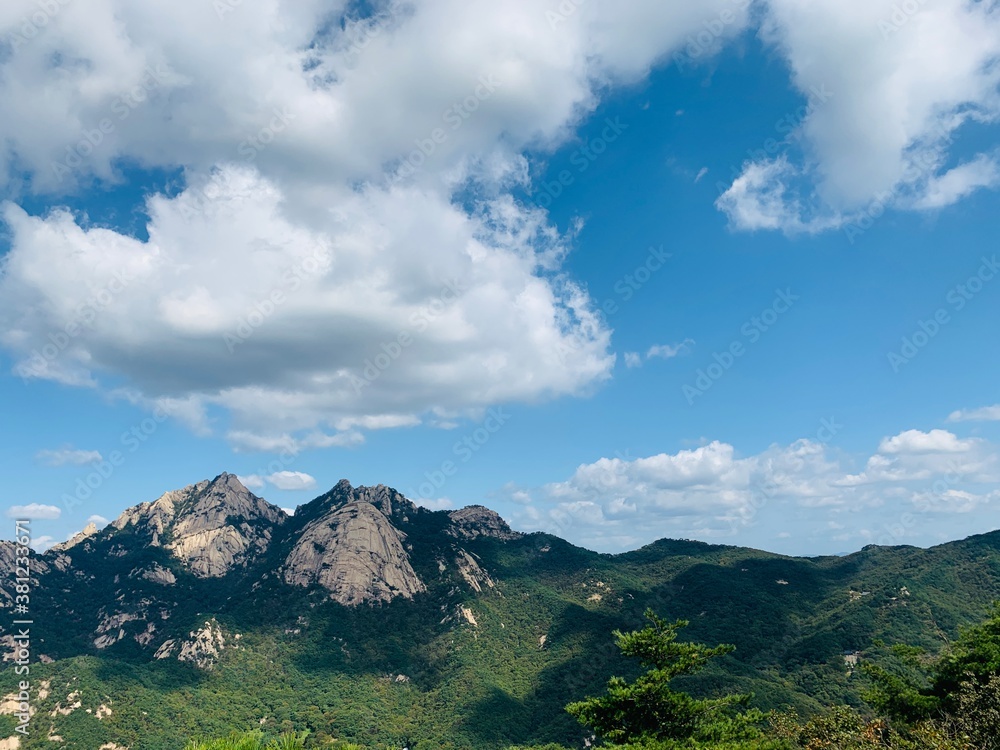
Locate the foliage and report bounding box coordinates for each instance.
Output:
[14,599,1000,750]
[934,602,1000,702]
[7,521,1000,748]
[566,609,767,747]
[863,602,1000,725]
[183,730,309,749]
[941,674,1000,750]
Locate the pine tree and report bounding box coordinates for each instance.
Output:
[566,609,764,746]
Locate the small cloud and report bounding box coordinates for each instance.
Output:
[948,405,1000,423]
[910,155,1000,210]
[878,429,973,455]
[36,447,102,466]
[510,490,533,505]
[31,535,58,553]
[6,503,62,520]
[647,339,695,361]
[624,340,694,369]
[87,515,110,527]
[694,167,708,183]
[333,415,421,431]
[266,471,318,491]
[281,507,296,516]
[228,430,364,454]
[714,156,841,235]
[776,532,792,539]
[238,474,266,490]
[229,432,300,454]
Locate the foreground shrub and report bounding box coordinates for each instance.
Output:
[184,729,309,750]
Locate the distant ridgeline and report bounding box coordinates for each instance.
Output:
[2,473,1000,749]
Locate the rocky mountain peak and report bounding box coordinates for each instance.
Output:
[170,472,282,529]
[283,498,425,606]
[447,505,521,541]
[108,472,286,578]
[309,479,416,520]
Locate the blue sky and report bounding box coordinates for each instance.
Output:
[1,0,999,555]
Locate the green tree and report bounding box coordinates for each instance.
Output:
[945,674,1000,750]
[934,603,1000,703]
[862,643,940,723]
[566,609,766,746]
[863,602,1000,725]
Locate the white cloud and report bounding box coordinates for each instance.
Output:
[647,339,694,360]
[718,0,1000,232]
[911,154,1000,210]
[878,429,975,455]
[624,340,694,368]
[35,447,103,466]
[949,405,1000,423]
[86,514,110,527]
[0,0,759,448]
[280,507,296,516]
[237,474,266,490]
[6,503,62,520]
[266,471,317,491]
[30,536,58,553]
[508,426,1000,552]
[228,430,366,455]
[842,430,998,487]
[1,168,613,450]
[716,158,831,234]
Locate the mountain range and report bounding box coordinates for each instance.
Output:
[2,473,1000,749]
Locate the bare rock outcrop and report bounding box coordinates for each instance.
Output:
[0,543,50,605]
[109,473,284,577]
[283,500,425,606]
[455,549,495,593]
[137,565,177,586]
[323,479,416,519]
[154,620,225,670]
[447,506,521,541]
[51,522,100,553]
[94,611,142,650]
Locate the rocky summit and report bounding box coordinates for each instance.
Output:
[447,505,522,541]
[283,497,426,606]
[108,472,286,578]
[0,473,528,665]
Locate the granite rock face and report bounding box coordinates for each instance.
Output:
[323,479,413,519]
[0,542,51,605]
[137,564,177,586]
[447,505,521,541]
[93,611,142,650]
[110,473,285,577]
[51,522,100,553]
[283,499,426,606]
[454,548,495,593]
[25,475,519,626]
[155,620,226,670]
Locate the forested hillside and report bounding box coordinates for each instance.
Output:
[2,476,1000,749]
